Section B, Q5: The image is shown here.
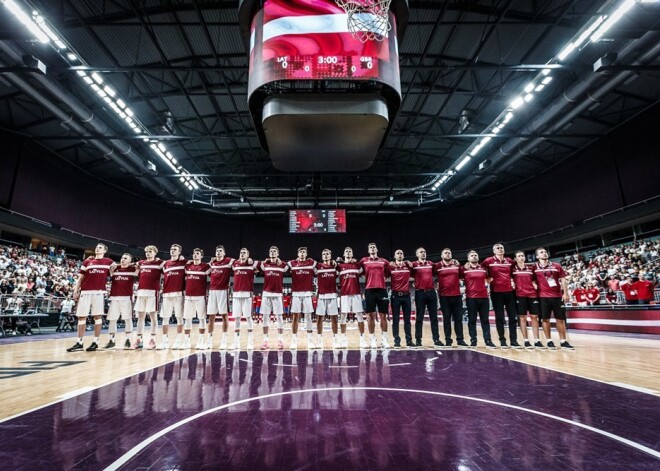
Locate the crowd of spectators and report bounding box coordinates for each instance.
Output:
[0,244,80,299]
[558,238,659,305]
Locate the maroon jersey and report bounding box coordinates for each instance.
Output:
[338,262,362,296]
[79,257,115,293]
[232,259,258,295]
[411,260,435,291]
[532,262,566,298]
[434,260,461,296]
[259,259,287,295]
[460,265,489,299]
[109,266,137,298]
[209,257,234,290]
[389,263,412,293]
[359,257,390,290]
[185,262,210,297]
[288,259,316,294]
[316,262,338,297]
[162,259,186,295]
[481,256,514,293]
[137,259,164,291]
[512,264,537,298]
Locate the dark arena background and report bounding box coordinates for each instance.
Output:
[0,1,659,470]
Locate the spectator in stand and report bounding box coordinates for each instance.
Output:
[632,275,655,305]
[573,284,587,306]
[584,282,601,305]
[604,288,620,305]
[620,276,639,304]
[607,275,620,291]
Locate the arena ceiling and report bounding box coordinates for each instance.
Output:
[0,0,659,216]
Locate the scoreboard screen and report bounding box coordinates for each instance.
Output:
[248,0,400,96]
[289,210,347,233]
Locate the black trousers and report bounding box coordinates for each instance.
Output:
[414,290,439,342]
[439,295,464,342]
[490,291,518,343]
[390,293,412,344]
[466,298,492,342]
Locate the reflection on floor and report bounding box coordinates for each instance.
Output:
[1,349,659,470]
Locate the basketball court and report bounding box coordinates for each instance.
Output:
[1,328,658,469]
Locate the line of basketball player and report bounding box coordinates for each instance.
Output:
[65,241,575,353]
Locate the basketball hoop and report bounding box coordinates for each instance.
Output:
[336,0,392,43]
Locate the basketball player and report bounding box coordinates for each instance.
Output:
[231,248,258,349]
[66,243,116,352]
[315,249,339,349]
[105,253,137,349]
[389,249,412,349]
[183,248,211,349]
[134,245,164,350]
[481,243,521,349]
[337,247,363,348]
[161,244,186,350]
[259,246,288,350]
[533,247,575,350]
[359,242,391,349]
[460,250,496,349]
[208,245,234,349]
[512,250,543,349]
[288,247,317,349]
[434,248,467,347]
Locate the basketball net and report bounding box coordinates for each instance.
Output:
[335,0,392,43]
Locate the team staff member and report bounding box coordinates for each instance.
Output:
[533,247,575,350]
[208,245,234,349]
[258,246,288,350]
[434,248,466,348]
[389,249,412,349]
[481,243,521,349]
[231,248,258,350]
[161,244,186,350]
[105,253,137,349]
[183,249,211,350]
[337,247,363,348]
[135,245,164,350]
[412,247,442,348]
[359,242,391,349]
[512,250,542,350]
[288,247,317,349]
[67,243,116,352]
[315,249,339,349]
[460,251,496,349]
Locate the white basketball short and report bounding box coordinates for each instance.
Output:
[340,295,364,314]
[76,292,105,317]
[184,296,206,320]
[261,295,284,315]
[232,297,252,319]
[291,295,314,314]
[107,297,132,320]
[207,289,229,315]
[134,295,157,313]
[316,297,338,316]
[161,296,184,319]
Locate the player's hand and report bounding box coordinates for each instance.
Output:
[331,260,337,267]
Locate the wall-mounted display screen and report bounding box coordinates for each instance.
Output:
[289,209,347,233]
[248,0,400,96]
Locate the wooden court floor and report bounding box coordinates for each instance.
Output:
[1,325,658,421]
